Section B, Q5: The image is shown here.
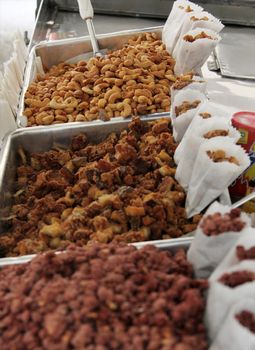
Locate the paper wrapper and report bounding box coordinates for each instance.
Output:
[186,138,250,217]
[206,260,255,340]
[210,299,255,350]
[3,59,20,95]
[171,74,207,101]
[219,189,232,206]
[174,102,231,164]
[211,229,255,278]
[175,119,240,190]
[187,201,251,279]
[178,10,224,42]
[163,0,203,54]
[0,98,17,141]
[171,88,207,142]
[173,28,221,75]
[0,72,18,115]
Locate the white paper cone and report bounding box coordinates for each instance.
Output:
[171,88,207,142]
[206,260,255,341]
[178,10,224,43]
[210,299,255,350]
[186,138,250,217]
[211,229,255,278]
[163,0,203,54]
[219,189,232,206]
[0,98,17,141]
[175,119,240,190]
[171,74,207,101]
[173,28,221,75]
[187,201,251,279]
[174,102,230,164]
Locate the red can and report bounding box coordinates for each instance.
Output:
[229,111,255,212]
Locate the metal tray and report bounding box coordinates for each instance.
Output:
[0,116,156,219]
[0,115,194,261]
[0,236,192,267]
[17,26,164,128]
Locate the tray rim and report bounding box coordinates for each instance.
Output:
[0,236,193,267]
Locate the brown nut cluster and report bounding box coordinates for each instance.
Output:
[0,118,201,257]
[236,311,255,333]
[206,150,240,165]
[183,32,213,43]
[199,112,211,119]
[219,270,255,288]
[171,72,203,91]
[190,16,209,21]
[175,100,200,117]
[200,208,245,236]
[236,245,255,261]
[24,32,176,126]
[203,129,229,139]
[0,243,208,350]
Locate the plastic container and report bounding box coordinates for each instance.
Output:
[230,111,255,212]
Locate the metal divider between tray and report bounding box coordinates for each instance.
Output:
[0,237,193,267]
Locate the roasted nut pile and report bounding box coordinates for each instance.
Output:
[206,150,239,165]
[175,100,200,117]
[171,73,197,91]
[203,130,229,139]
[24,32,176,126]
[219,270,255,288]
[0,243,208,350]
[0,118,200,257]
[200,208,245,236]
[236,311,255,333]
[199,112,211,119]
[183,32,213,43]
[236,245,255,260]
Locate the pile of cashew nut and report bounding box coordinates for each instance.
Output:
[24,32,176,126]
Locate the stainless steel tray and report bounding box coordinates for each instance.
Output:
[0,116,156,217]
[0,237,192,267]
[0,115,194,260]
[17,26,164,128]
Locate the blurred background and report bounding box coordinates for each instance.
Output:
[0,0,36,37]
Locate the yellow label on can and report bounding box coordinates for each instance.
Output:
[238,128,248,144]
[242,200,255,213]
